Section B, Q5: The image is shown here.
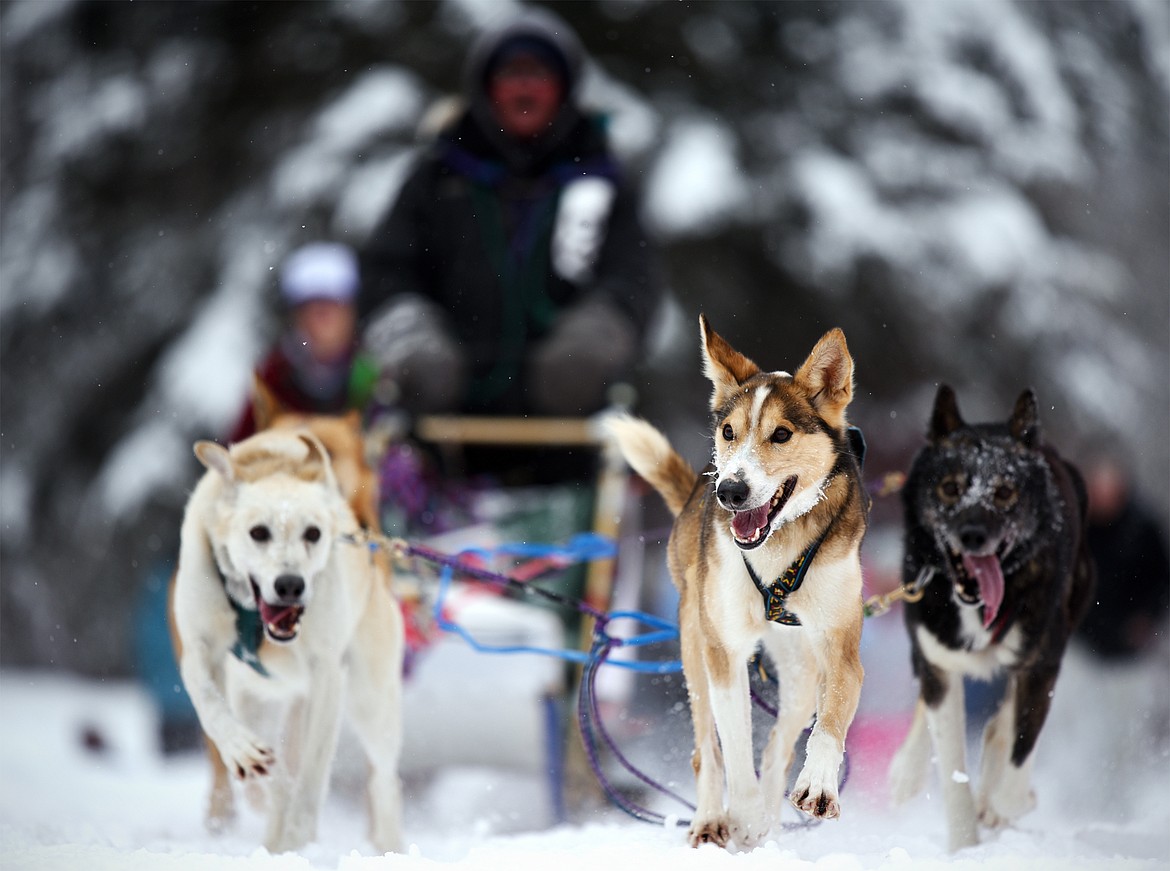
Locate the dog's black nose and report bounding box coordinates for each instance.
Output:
[959,526,988,552]
[274,574,305,602]
[716,478,751,510]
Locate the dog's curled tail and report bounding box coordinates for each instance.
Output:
[603,414,696,517]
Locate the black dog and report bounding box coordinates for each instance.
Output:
[888,385,1094,851]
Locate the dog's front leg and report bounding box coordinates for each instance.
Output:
[758,630,818,825]
[180,644,276,782]
[706,644,768,849]
[173,549,276,785]
[790,618,863,821]
[925,673,979,851]
[978,669,1049,828]
[269,665,345,853]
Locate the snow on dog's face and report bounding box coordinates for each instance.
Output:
[700,317,855,550]
[195,431,346,644]
[905,385,1052,629]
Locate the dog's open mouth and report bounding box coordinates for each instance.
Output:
[251,580,304,643]
[947,547,1007,629]
[730,477,797,549]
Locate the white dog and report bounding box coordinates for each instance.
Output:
[171,429,404,854]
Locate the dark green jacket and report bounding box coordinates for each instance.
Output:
[359,104,659,410]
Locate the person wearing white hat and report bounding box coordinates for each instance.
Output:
[228,242,377,443]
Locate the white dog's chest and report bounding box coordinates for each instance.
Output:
[915,615,1022,681]
[224,641,312,698]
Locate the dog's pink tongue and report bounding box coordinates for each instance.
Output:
[259,600,297,630]
[962,553,1005,628]
[731,504,769,540]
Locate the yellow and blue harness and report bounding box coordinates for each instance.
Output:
[742,425,866,626]
[741,532,827,627]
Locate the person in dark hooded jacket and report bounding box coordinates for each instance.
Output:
[359,9,660,419]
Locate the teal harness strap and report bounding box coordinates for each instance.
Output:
[217,566,269,677]
[230,603,269,677]
[742,531,828,627]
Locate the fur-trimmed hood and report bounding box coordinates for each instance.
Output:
[453,8,592,177]
[463,7,585,108]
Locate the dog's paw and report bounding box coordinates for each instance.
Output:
[789,782,841,819]
[792,731,845,819]
[728,815,770,851]
[791,752,842,817]
[687,816,767,851]
[687,815,731,848]
[370,826,403,856]
[790,763,837,814]
[266,809,315,855]
[265,829,310,856]
[217,731,276,780]
[977,801,1006,830]
[978,783,1036,828]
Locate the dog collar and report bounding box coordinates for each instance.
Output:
[742,531,827,626]
[987,600,1016,644]
[216,565,270,678]
[230,603,270,677]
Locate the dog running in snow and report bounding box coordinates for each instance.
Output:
[606,315,868,849]
[888,385,1094,851]
[171,429,404,854]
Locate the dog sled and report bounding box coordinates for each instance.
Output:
[375,409,666,823]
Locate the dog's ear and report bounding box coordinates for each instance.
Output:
[928,384,964,442]
[194,440,235,482]
[700,314,760,410]
[297,431,340,494]
[251,375,282,432]
[1008,388,1041,448]
[793,328,854,428]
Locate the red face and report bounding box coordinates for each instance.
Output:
[488,54,564,139]
[293,299,355,362]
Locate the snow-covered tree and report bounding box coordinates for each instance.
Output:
[1,0,1165,675]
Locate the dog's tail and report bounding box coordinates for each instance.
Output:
[604,414,696,517]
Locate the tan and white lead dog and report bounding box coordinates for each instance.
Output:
[172,429,403,854]
[606,316,868,849]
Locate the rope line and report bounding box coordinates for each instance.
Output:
[348,529,861,828]
[578,631,696,825]
[404,532,684,672]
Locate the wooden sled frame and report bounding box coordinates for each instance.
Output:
[414,414,629,650]
[412,413,634,819]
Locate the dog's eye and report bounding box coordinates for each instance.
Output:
[303,526,321,544]
[249,525,271,543]
[938,478,964,503]
[770,427,792,444]
[722,423,734,441]
[993,484,1017,507]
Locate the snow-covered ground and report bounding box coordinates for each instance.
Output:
[2,616,1167,871]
